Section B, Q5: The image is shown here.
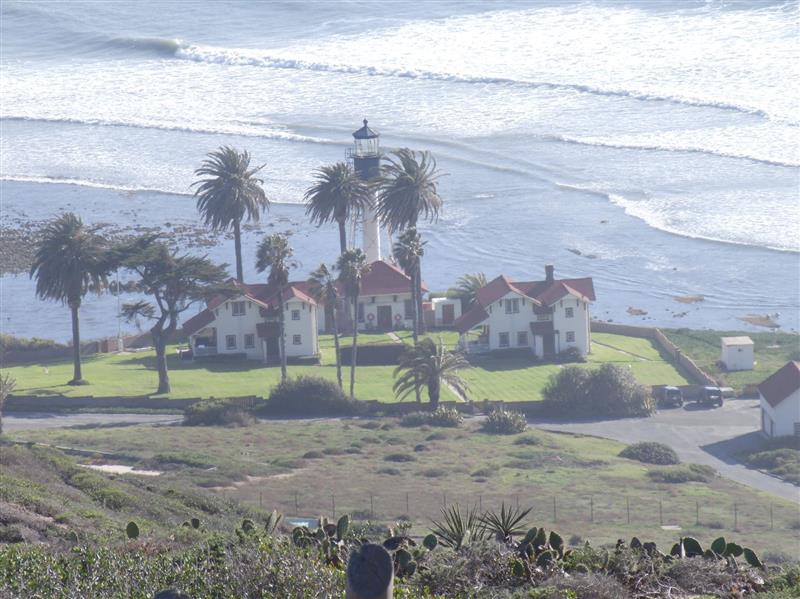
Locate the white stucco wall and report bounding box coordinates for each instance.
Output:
[760,389,800,438]
[192,294,318,361]
[317,293,414,332]
[721,343,754,371]
[432,297,462,327]
[482,291,591,357]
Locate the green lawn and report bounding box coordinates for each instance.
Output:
[3,332,687,403]
[9,419,797,557]
[662,329,800,391]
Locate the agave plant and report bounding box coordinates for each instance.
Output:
[480,503,532,544]
[429,504,486,550]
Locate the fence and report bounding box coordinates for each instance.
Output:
[228,487,796,545]
[591,321,718,386]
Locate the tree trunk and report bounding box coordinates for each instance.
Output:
[337,219,347,255]
[68,300,84,385]
[331,306,343,389]
[350,296,358,400]
[410,264,419,345]
[429,378,440,407]
[416,266,426,334]
[279,286,288,383]
[153,330,170,394]
[233,219,244,281]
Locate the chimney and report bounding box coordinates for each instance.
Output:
[545,264,554,283]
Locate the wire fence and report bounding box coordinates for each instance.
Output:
[229,487,798,540]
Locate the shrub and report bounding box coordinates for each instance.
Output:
[482,408,527,435]
[514,434,543,446]
[384,453,416,463]
[376,467,401,476]
[619,442,680,465]
[183,399,254,427]
[400,407,463,428]
[264,376,360,416]
[647,464,716,484]
[302,451,323,459]
[427,432,448,441]
[543,364,655,418]
[556,346,586,364]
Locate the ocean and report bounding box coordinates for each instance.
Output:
[1,0,798,341]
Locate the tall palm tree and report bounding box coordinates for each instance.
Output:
[304,162,373,254]
[392,228,426,344]
[377,148,443,333]
[30,213,112,385]
[336,249,370,400]
[455,272,487,308]
[256,234,296,383]
[193,146,269,281]
[393,338,469,407]
[308,263,343,389]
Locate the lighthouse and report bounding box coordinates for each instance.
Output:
[351,119,381,263]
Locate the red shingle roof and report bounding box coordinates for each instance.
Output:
[183,309,215,337]
[453,305,489,334]
[359,260,426,296]
[759,361,800,408]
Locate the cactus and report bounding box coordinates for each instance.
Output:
[264,510,282,535]
[711,537,726,555]
[190,518,200,529]
[336,514,349,541]
[725,542,743,558]
[548,531,564,555]
[125,521,139,540]
[423,533,438,551]
[241,519,255,534]
[743,548,764,570]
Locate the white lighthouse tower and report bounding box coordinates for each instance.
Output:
[351,119,381,263]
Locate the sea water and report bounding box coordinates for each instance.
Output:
[1,0,798,341]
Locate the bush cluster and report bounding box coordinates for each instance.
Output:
[542,364,655,418]
[183,399,254,427]
[554,346,587,364]
[647,463,716,484]
[400,407,463,428]
[619,442,680,465]
[262,376,360,416]
[0,334,64,352]
[482,407,527,435]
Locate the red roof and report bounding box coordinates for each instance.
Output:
[453,267,595,334]
[453,305,489,334]
[359,260,426,296]
[183,309,215,337]
[759,361,800,408]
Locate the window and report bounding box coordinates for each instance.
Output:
[291,309,300,321]
[565,331,575,343]
[499,332,510,348]
[225,335,237,349]
[232,301,246,316]
[504,298,519,314]
[357,303,365,323]
[293,334,302,345]
[536,313,551,322]
[244,334,255,349]
[565,307,574,318]
[517,332,528,347]
[404,299,414,320]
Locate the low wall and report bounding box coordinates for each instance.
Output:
[591,321,718,386]
[6,395,199,411]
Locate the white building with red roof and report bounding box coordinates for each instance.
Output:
[758,361,800,438]
[453,265,595,358]
[182,279,319,363]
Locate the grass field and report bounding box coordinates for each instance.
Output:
[663,329,800,391]
[3,331,688,402]
[8,418,798,557]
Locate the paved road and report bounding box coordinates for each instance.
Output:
[530,399,800,503]
[3,412,182,433]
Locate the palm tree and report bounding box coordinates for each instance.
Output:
[393,338,469,407]
[308,263,343,389]
[455,272,487,308]
[336,249,370,400]
[256,234,296,383]
[377,148,443,333]
[30,213,113,385]
[392,228,426,343]
[193,146,269,281]
[0,373,16,436]
[304,162,373,254]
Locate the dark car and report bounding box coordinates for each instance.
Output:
[658,386,684,408]
[699,386,724,407]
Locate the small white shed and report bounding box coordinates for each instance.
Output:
[759,361,800,438]
[431,297,462,328]
[720,336,754,371]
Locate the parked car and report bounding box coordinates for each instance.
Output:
[699,386,724,407]
[657,385,684,408]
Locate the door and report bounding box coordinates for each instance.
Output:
[377,305,393,330]
[265,337,280,362]
[442,303,455,325]
[543,333,555,357]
